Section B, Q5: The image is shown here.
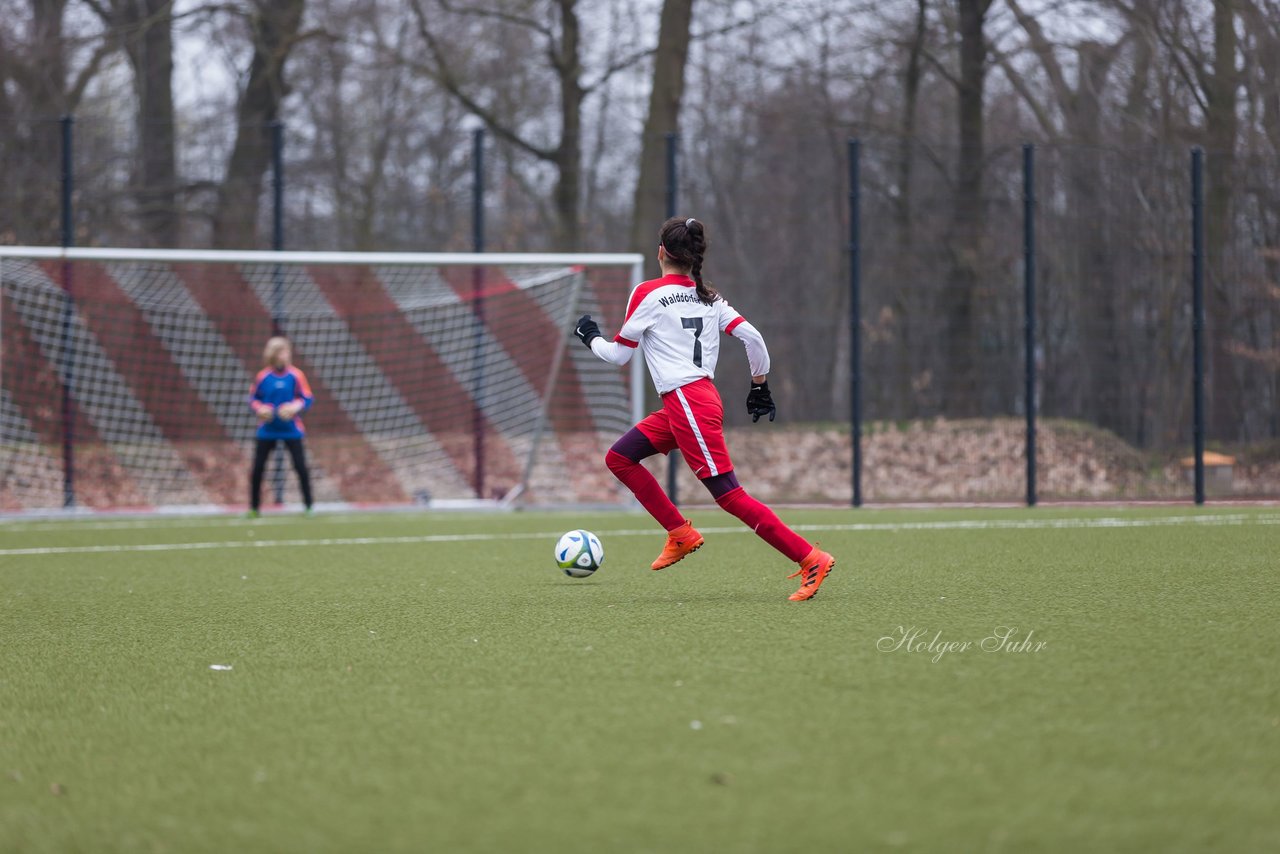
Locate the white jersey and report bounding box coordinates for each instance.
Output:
[612,274,749,395]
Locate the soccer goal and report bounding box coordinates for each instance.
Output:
[0,247,645,513]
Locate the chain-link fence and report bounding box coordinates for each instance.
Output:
[3,116,1277,504]
[681,132,1278,504]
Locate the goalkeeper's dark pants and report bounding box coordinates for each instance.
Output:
[250,438,313,511]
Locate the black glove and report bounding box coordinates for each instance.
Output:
[574,314,601,349]
[746,381,776,423]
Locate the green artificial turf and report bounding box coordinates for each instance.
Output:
[1,506,1278,853]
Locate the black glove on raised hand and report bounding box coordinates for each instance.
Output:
[746,381,776,423]
[574,314,601,349]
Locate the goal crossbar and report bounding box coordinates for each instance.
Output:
[0,246,644,269]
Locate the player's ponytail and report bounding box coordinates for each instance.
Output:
[659,216,719,305]
[686,219,715,305]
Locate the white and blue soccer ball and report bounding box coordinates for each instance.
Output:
[555,530,604,578]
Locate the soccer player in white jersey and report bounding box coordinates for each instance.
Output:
[574,217,836,601]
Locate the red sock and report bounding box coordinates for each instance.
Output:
[716,486,812,562]
[606,450,684,531]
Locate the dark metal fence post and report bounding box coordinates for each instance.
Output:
[60,115,76,508]
[473,128,486,254]
[270,120,286,324]
[271,121,285,253]
[61,116,74,248]
[1023,144,1038,507]
[665,131,681,506]
[1191,147,1206,505]
[848,139,863,508]
[271,120,286,505]
[472,127,487,499]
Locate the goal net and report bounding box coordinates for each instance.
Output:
[0,247,645,513]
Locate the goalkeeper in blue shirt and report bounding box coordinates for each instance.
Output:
[247,336,314,516]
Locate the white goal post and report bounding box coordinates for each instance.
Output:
[0,246,646,514]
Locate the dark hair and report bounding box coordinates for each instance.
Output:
[659,216,718,305]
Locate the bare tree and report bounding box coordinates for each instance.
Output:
[1002,0,1128,141]
[212,0,308,249]
[1002,0,1132,433]
[1118,0,1157,147]
[405,0,686,250]
[0,0,114,242]
[630,0,696,272]
[84,0,178,246]
[942,0,994,415]
[1248,0,1280,150]
[405,0,590,250]
[896,0,929,249]
[1204,0,1242,438]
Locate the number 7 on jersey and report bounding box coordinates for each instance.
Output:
[681,316,703,367]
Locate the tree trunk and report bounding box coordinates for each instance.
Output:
[2,0,71,243]
[551,0,583,251]
[895,0,927,250]
[1205,0,1242,440]
[943,0,990,416]
[630,0,696,274]
[1257,2,1280,151]
[29,0,71,112]
[212,0,307,250]
[117,0,177,247]
[406,0,586,251]
[1074,43,1123,435]
[1121,1,1155,148]
[1008,0,1128,434]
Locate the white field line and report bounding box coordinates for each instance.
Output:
[5,500,1279,533]
[1,513,1277,558]
[0,514,428,534]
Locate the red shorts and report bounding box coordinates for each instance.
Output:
[635,378,734,479]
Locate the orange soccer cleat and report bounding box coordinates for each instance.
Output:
[651,520,705,570]
[787,547,836,601]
